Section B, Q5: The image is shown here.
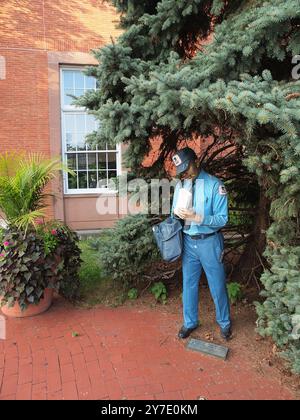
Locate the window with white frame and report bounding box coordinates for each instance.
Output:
[60,67,121,194]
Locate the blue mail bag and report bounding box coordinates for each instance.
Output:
[152,217,183,262]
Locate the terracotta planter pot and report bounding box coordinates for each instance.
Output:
[0,288,53,318]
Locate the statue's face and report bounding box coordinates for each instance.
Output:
[179,161,198,180]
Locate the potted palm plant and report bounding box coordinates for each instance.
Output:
[0,152,82,317]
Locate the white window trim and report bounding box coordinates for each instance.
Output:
[60,66,122,195]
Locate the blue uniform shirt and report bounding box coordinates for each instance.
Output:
[171,169,228,235]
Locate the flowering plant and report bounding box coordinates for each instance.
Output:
[0,153,81,311]
[0,222,81,310]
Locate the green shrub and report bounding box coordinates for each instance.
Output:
[96,214,160,286]
[48,223,82,302]
[227,282,243,305]
[128,288,138,300]
[256,242,300,374]
[151,282,168,304]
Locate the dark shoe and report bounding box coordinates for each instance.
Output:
[220,327,232,341]
[178,325,198,339]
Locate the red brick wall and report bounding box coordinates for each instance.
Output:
[0,0,121,51]
[0,0,121,219]
[0,50,50,154]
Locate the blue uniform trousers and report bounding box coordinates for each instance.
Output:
[182,232,231,331]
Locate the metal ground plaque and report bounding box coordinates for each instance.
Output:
[187,338,229,360]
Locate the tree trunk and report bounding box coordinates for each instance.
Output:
[230,188,271,287]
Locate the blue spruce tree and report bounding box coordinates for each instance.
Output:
[75,0,300,372]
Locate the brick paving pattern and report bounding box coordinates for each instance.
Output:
[0,298,294,400]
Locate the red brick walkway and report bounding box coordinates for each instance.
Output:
[0,297,295,400]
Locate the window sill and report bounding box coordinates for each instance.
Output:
[64,190,118,198]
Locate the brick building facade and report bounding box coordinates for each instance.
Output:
[0,1,213,231]
[0,0,124,230]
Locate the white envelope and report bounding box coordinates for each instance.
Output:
[174,188,193,211]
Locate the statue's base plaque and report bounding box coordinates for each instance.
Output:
[187,338,229,360]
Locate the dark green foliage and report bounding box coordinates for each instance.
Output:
[227,282,243,304]
[48,223,82,302]
[96,214,160,285]
[228,194,255,227]
[256,242,300,373]
[0,230,52,310]
[81,0,300,372]
[0,223,82,310]
[151,281,168,304]
[128,288,138,300]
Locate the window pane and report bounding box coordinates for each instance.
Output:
[86,114,96,132]
[74,89,85,98]
[78,154,87,170]
[66,133,76,151]
[77,133,86,150]
[64,114,75,131]
[98,171,107,189]
[75,114,86,131]
[78,172,88,189]
[74,72,84,89]
[68,172,78,189]
[62,70,97,107]
[107,152,117,170]
[86,139,96,151]
[64,71,74,89]
[86,76,96,90]
[88,153,97,170]
[88,171,97,189]
[108,171,117,190]
[67,154,77,170]
[108,171,117,180]
[64,89,75,106]
[98,153,106,170]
